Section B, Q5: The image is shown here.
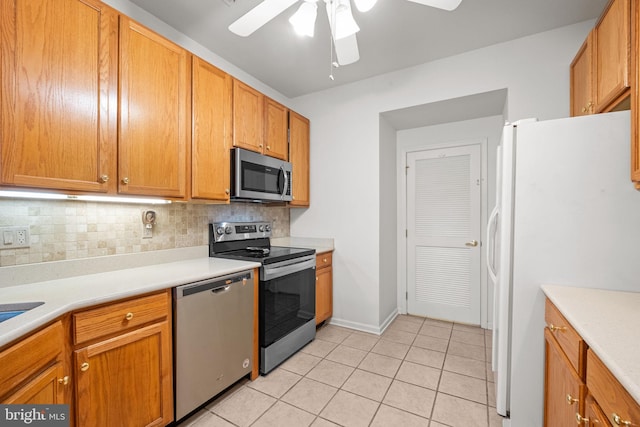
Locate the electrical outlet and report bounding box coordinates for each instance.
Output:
[0,226,30,249]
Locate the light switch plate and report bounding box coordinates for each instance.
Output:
[0,226,30,249]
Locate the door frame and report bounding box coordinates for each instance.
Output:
[397,138,489,327]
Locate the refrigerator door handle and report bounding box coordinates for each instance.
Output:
[486,205,499,284]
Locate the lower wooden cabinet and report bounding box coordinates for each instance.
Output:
[316,252,333,325]
[544,328,585,426]
[0,320,69,405]
[544,298,640,427]
[73,290,173,427]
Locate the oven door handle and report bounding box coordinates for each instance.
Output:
[263,258,316,281]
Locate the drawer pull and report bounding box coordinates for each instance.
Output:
[612,414,632,426]
[80,362,89,372]
[124,312,134,321]
[548,324,567,333]
[576,413,589,425]
[58,376,69,385]
[566,394,579,405]
[323,258,328,263]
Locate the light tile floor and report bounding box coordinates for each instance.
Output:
[177,315,506,427]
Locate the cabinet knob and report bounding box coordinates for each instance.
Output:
[323,258,328,263]
[576,413,589,425]
[99,175,109,183]
[125,312,134,321]
[122,177,129,185]
[548,324,567,333]
[58,375,69,385]
[566,394,579,405]
[259,144,263,148]
[80,362,90,372]
[316,277,319,281]
[612,414,632,426]
[266,145,271,151]
[225,189,230,195]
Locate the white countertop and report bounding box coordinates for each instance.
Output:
[0,257,260,348]
[542,285,640,405]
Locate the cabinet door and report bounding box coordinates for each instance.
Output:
[316,266,333,325]
[544,329,585,427]
[233,80,264,153]
[570,32,595,116]
[0,0,117,193]
[191,57,232,201]
[264,98,289,160]
[119,17,189,198]
[594,0,631,112]
[74,321,173,426]
[3,361,66,405]
[584,394,613,427]
[632,0,640,185]
[289,111,310,207]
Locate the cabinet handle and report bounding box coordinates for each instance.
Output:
[225,189,230,195]
[259,144,263,148]
[316,277,319,281]
[576,413,589,425]
[58,376,69,385]
[122,177,129,184]
[323,258,328,263]
[99,175,109,183]
[80,362,89,372]
[125,312,134,321]
[266,145,271,151]
[548,324,567,333]
[566,394,579,405]
[612,413,632,426]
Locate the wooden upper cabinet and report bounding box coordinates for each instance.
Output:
[118,17,190,198]
[0,0,118,193]
[570,31,595,116]
[594,0,631,113]
[632,0,640,185]
[233,80,264,154]
[264,98,289,160]
[191,57,232,201]
[289,111,310,207]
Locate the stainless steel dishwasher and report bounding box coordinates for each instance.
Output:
[174,270,254,421]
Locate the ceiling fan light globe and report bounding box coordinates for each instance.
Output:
[353,0,377,12]
[289,1,318,37]
[333,1,360,40]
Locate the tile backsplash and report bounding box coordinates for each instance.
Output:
[0,200,289,267]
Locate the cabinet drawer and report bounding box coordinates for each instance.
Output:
[316,252,332,269]
[0,321,64,398]
[587,350,640,427]
[545,299,587,377]
[73,291,169,345]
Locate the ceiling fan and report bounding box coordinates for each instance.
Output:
[228,0,462,67]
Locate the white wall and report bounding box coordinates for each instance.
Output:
[396,116,504,328]
[379,117,398,328]
[290,20,593,334]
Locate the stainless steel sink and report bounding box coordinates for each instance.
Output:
[0,302,44,323]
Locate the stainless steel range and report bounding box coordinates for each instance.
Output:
[209,221,316,374]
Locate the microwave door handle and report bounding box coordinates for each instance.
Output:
[279,166,288,199]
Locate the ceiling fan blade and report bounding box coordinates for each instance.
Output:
[405,0,462,11]
[229,0,300,37]
[334,34,359,65]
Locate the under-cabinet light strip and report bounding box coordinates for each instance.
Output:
[0,191,172,205]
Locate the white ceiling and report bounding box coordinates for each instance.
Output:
[129,0,607,98]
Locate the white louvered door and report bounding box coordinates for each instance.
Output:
[407,144,481,324]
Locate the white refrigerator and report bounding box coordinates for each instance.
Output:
[486,111,640,427]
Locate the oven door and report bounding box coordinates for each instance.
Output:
[259,255,316,348]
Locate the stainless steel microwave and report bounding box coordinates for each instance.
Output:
[231,148,292,202]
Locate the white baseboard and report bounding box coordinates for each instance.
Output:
[327,309,399,336]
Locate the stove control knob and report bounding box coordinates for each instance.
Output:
[225,226,233,234]
[216,227,225,236]
[265,224,271,232]
[259,225,265,232]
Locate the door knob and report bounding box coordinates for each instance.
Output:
[465,240,478,247]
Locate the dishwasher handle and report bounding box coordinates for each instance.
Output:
[176,271,252,298]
